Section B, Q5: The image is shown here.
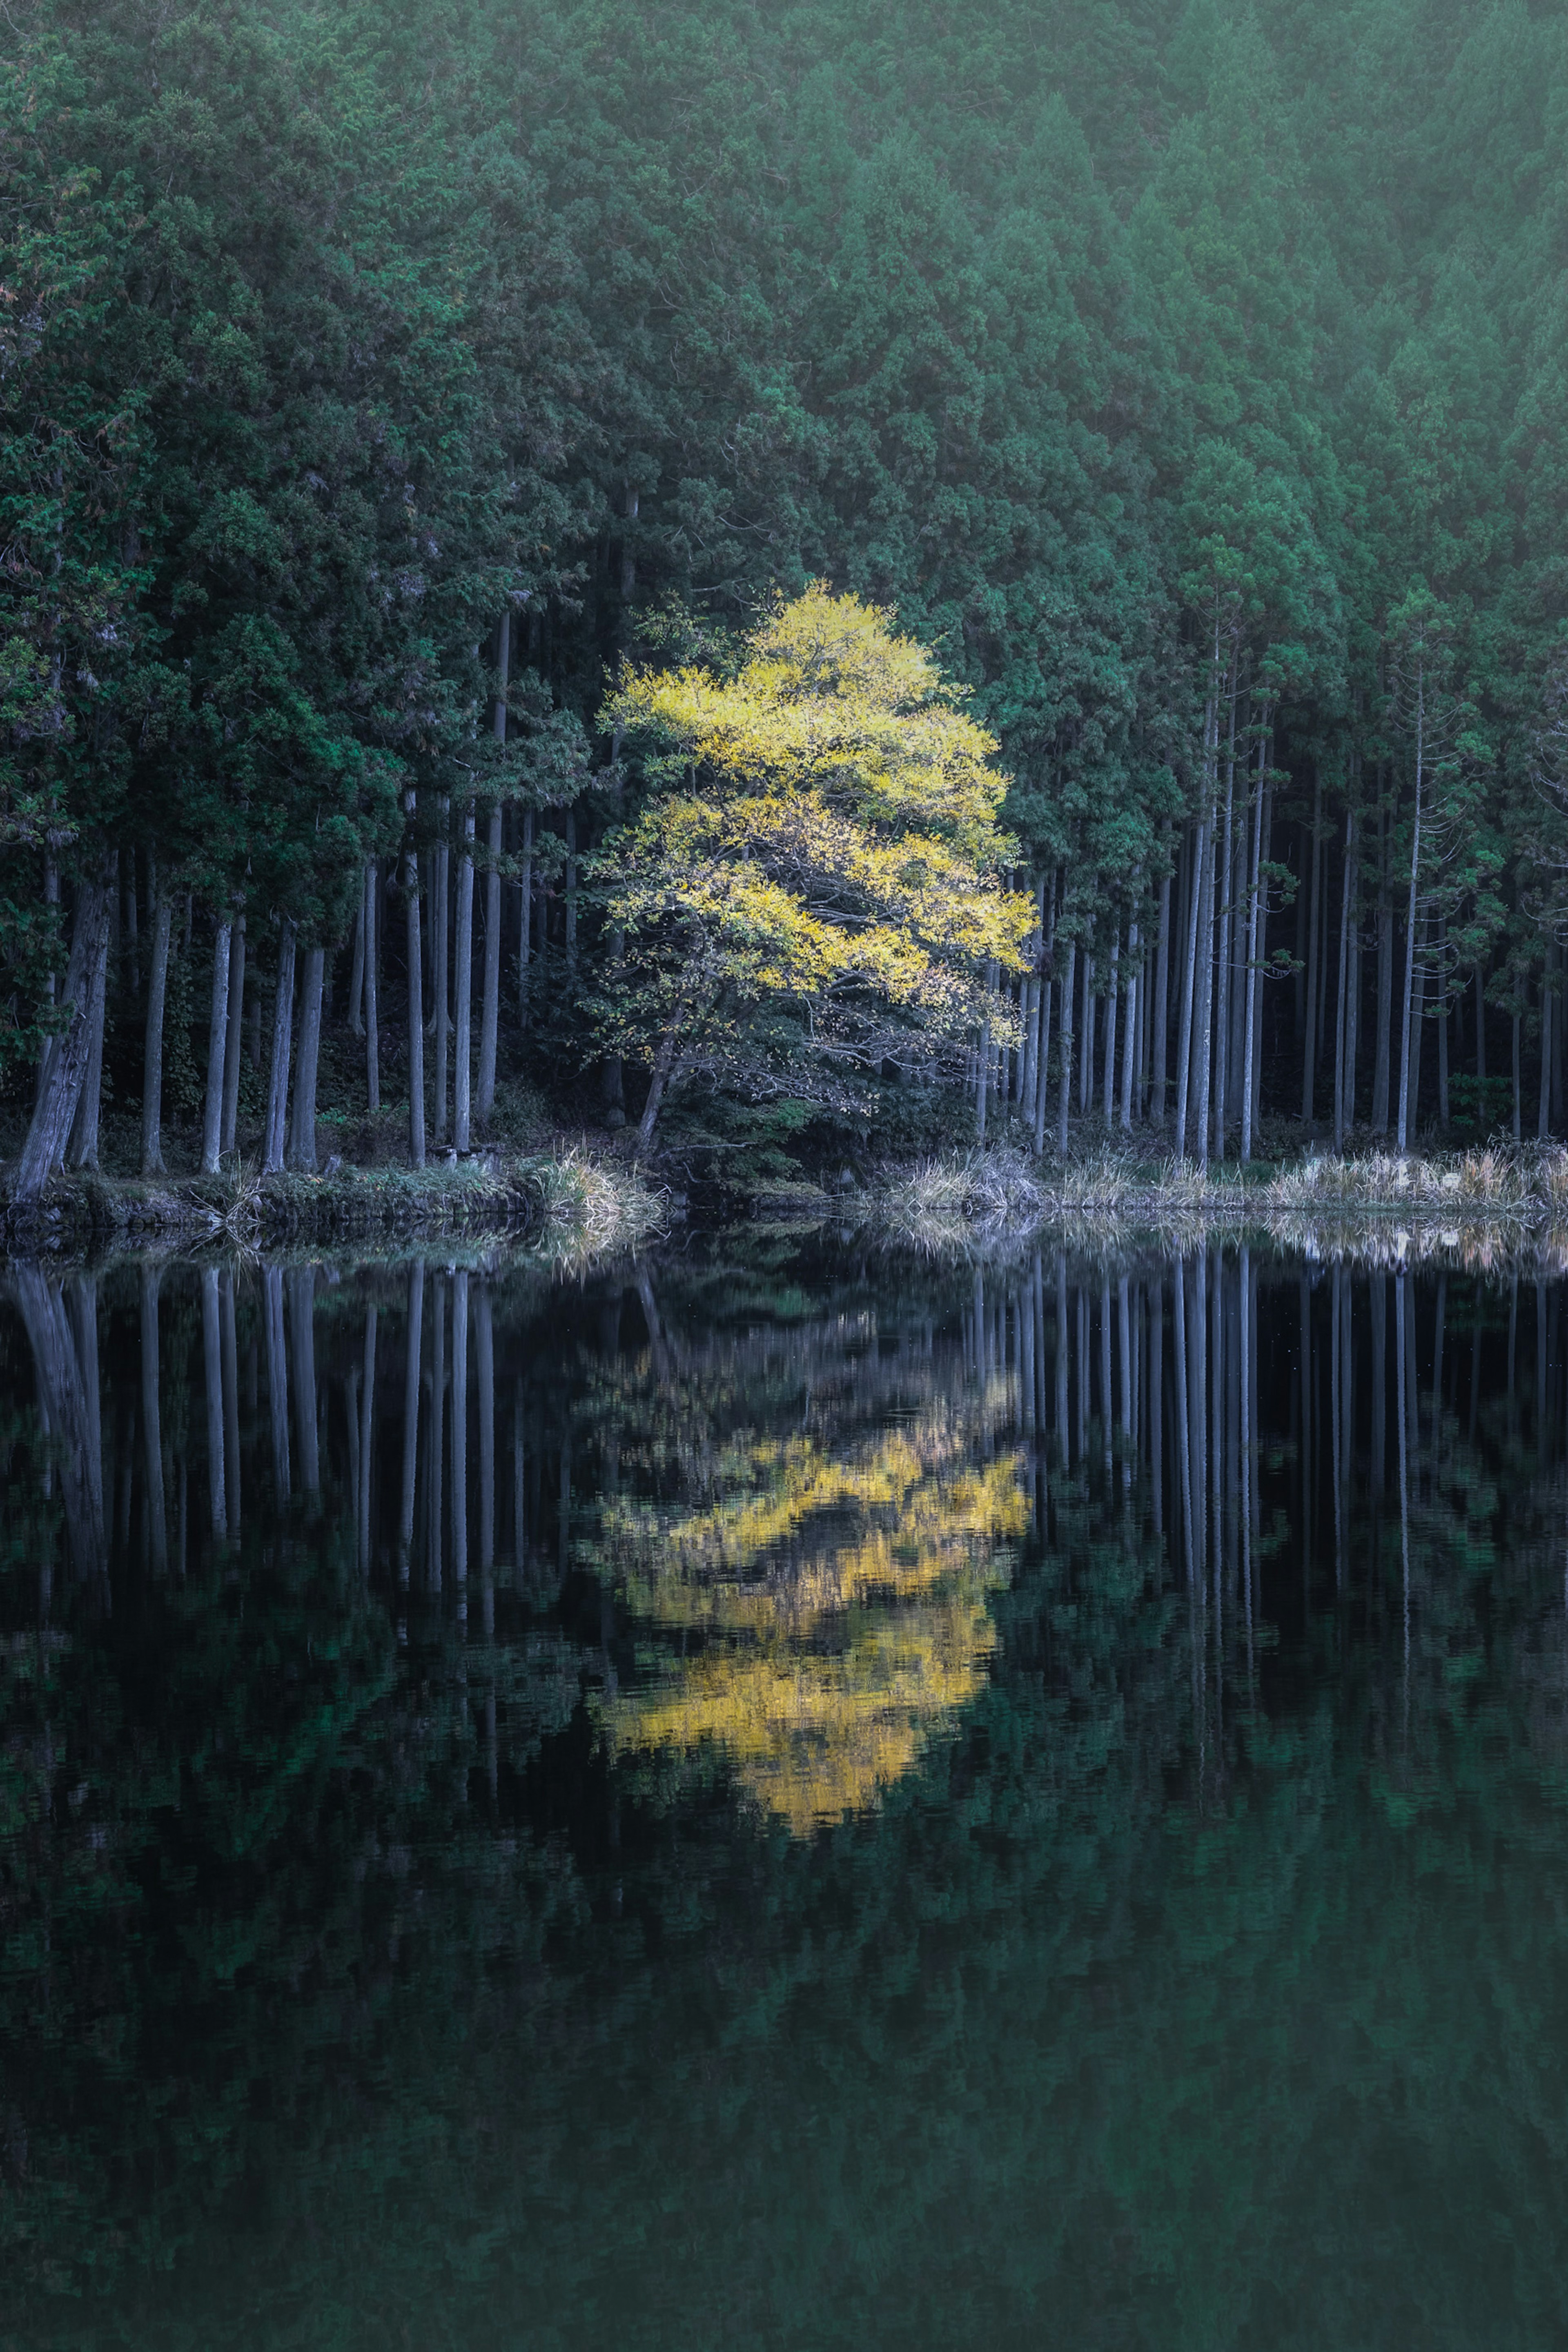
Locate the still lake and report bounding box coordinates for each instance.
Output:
[3,1233,1568,2350]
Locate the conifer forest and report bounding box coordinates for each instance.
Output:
[5,0,1568,1187]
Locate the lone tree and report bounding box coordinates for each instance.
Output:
[597,586,1033,1148]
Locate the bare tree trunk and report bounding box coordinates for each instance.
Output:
[200,915,232,1175]
[1333,805,1355,1152]
[405,793,425,1168]
[479,807,501,1125]
[18,864,112,1197]
[364,865,380,1115]
[1513,1009,1523,1140]
[347,880,366,1037]
[1175,821,1206,1158]
[1476,966,1487,1084]
[564,806,578,976]
[1056,937,1077,1157]
[221,915,245,1156]
[1301,767,1324,1125]
[1193,807,1216,1173]
[1396,674,1424,1153]
[64,898,109,1173]
[433,810,450,1142]
[1079,952,1095,1114]
[638,1019,681,1150]
[518,807,534,1028]
[1033,878,1056,1157]
[1241,722,1267,1162]
[454,800,475,1151]
[288,945,325,1172]
[141,883,173,1175]
[262,921,297,1175]
[1437,915,1450,1128]
[1152,865,1172,1124]
[1214,681,1236,1158]
[1120,921,1138,1132]
[1372,789,1393,1134]
[1102,930,1119,1125]
[1541,959,1554,1142]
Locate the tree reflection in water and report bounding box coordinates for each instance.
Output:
[4,1236,1568,2346]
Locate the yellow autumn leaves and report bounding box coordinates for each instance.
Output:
[597,586,1033,1133]
[596,1410,1027,1837]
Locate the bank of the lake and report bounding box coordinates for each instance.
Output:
[0,1145,665,1261]
[864,1142,1568,1262]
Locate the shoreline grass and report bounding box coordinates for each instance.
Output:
[0,1145,666,1264]
[864,1142,1568,1265]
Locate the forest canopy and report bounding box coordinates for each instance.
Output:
[5,0,1568,1186]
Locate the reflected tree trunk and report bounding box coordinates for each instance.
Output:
[476,1285,494,1585]
[359,1303,377,1580]
[452,1270,469,1598]
[202,1266,226,1538]
[265,1264,291,1500]
[220,1266,240,1539]
[399,1260,424,1584]
[140,1263,167,1574]
[290,1266,318,1494]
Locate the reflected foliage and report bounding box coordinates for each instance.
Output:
[2,1242,1568,2346]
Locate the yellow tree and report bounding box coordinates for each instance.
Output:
[598,586,1033,1144]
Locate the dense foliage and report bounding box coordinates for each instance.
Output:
[7,0,1568,1179]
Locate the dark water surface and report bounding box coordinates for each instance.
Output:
[3,1235,1568,2350]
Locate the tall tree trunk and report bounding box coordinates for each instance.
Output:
[200,914,232,1175]
[1301,766,1323,1125]
[1120,921,1139,1132]
[1152,864,1172,1124]
[347,880,366,1037]
[262,921,297,1175]
[454,799,475,1152]
[1436,915,1450,1128]
[141,883,173,1176]
[433,809,450,1142]
[1372,787,1393,1134]
[1175,820,1206,1158]
[1241,721,1267,1162]
[1102,931,1119,1125]
[1252,775,1272,1141]
[288,945,325,1171]
[405,791,425,1168]
[1033,877,1056,1157]
[19,864,111,1195]
[1056,937,1077,1157]
[1193,805,1216,1173]
[1541,959,1554,1142]
[64,902,109,1173]
[518,807,534,1028]
[1395,672,1425,1152]
[638,1018,681,1150]
[479,610,508,1125]
[1333,805,1355,1152]
[479,807,501,1124]
[1476,966,1487,1083]
[1214,679,1236,1158]
[221,915,245,1156]
[1513,1009,1523,1139]
[564,806,578,976]
[364,865,380,1114]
